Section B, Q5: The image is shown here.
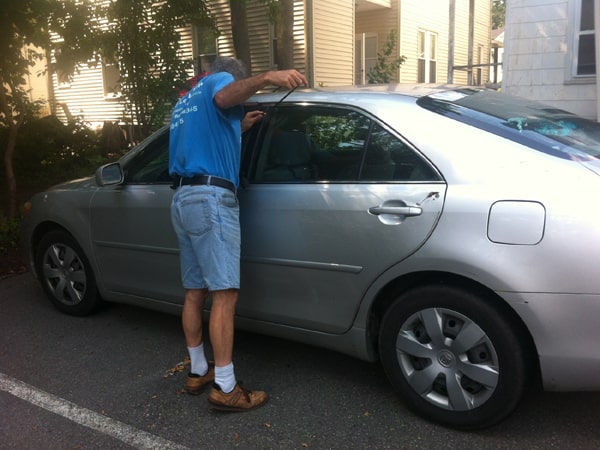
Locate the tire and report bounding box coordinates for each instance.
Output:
[35,230,101,316]
[379,284,529,430]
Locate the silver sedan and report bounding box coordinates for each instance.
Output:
[22,85,600,429]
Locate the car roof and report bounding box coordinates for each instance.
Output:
[247,83,468,106]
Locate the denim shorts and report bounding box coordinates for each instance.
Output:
[171,185,240,291]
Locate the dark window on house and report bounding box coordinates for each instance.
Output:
[476,45,484,85]
[576,0,596,75]
[53,49,70,88]
[195,26,217,73]
[102,62,121,97]
[56,68,70,88]
[271,23,279,68]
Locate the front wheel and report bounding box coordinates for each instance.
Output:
[379,285,530,430]
[35,230,101,316]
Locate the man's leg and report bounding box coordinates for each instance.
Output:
[210,288,238,392]
[182,288,208,348]
[207,288,268,411]
[182,288,213,394]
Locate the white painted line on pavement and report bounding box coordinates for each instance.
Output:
[0,372,189,450]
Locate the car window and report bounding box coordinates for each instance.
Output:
[418,89,600,165]
[366,123,439,181]
[250,105,438,183]
[123,131,172,184]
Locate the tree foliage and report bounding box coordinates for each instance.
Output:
[1,0,294,218]
[96,0,213,141]
[367,30,406,84]
[492,0,506,29]
[0,0,96,218]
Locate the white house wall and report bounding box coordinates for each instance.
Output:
[246,1,272,73]
[310,0,354,86]
[472,0,491,83]
[291,1,308,73]
[52,66,124,129]
[399,0,450,83]
[178,27,196,79]
[503,0,597,119]
[356,0,491,85]
[207,0,235,57]
[450,0,491,85]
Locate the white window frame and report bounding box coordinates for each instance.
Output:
[270,23,279,70]
[417,29,437,83]
[567,0,596,82]
[193,25,217,74]
[355,33,378,85]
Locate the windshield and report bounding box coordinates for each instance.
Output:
[417,89,600,164]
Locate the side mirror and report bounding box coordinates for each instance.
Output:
[95,162,124,186]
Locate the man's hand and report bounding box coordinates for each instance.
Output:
[266,70,309,89]
[242,110,265,132]
[215,69,309,110]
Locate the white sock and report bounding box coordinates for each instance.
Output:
[215,362,236,393]
[187,344,208,376]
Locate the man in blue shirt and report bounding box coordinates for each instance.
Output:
[169,57,307,411]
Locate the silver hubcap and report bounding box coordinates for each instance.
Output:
[42,243,87,306]
[396,307,499,411]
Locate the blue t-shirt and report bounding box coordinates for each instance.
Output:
[169,72,245,186]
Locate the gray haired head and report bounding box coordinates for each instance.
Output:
[209,57,247,81]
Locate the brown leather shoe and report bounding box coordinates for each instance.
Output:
[185,366,215,395]
[208,383,268,411]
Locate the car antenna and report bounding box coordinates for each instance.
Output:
[264,85,299,118]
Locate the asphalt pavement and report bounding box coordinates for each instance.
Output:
[2,273,600,449]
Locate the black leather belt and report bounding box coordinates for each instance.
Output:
[173,175,235,193]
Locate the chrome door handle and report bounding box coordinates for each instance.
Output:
[368,205,422,216]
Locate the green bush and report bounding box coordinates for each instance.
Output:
[0,216,21,252]
[0,115,108,190]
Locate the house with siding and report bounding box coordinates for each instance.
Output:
[502,0,600,121]
[44,0,491,130]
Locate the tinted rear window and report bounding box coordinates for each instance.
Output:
[417,89,600,163]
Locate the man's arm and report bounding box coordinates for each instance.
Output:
[214,70,308,110]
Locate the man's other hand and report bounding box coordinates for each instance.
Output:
[242,110,266,132]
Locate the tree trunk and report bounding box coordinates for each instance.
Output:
[4,125,19,218]
[0,76,24,219]
[229,0,252,72]
[276,0,295,70]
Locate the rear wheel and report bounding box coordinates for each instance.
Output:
[35,230,101,316]
[379,285,529,430]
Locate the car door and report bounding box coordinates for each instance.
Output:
[89,129,182,304]
[237,104,447,333]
